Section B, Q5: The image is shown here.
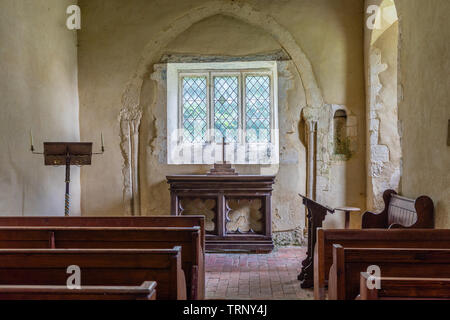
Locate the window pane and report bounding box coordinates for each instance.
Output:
[245,76,271,143]
[214,76,239,142]
[182,77,207,143]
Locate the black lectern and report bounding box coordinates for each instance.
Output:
[31,134,104,216]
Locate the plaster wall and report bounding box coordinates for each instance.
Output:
[364,0,401,212]
[395,0,450,227]
[78,0,366,242]
[0,0,81,216]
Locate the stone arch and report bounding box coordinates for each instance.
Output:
[365,0,402,211]
[119,0,324,215]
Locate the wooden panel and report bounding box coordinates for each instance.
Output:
[167,175,275,252]
[388,195,417,227]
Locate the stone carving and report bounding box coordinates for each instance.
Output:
[119,108,142,216]
[180,198,216,232]
[226,199,263,234]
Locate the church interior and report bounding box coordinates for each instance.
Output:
[0,0,449,301]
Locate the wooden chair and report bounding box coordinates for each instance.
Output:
[328,245,450,300]
[314,228,450,299]
[362,190,434,229]
[0,247,187,300]
[359,273,450,300]
[0,226,204,300]
[0,281,157,300]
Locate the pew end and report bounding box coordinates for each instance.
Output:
[361,190,434,229]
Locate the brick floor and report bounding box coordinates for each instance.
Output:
[205,246,314,300]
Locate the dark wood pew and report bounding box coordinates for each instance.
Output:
[0,281,157,300]
[359,273,450,300]
[0,248,186,300]
[362,190,434,229]
[328,246,450,300]
[314,229,450,299]
[0,216,205,250]
[0,226,204,300]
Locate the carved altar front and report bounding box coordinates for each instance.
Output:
[167,175,275,252]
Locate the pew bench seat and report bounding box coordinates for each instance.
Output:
[359,273,450,300]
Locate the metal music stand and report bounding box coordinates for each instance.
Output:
[31,137,104,216]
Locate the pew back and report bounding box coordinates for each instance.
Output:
[0,248,186,300]
[0,216,205,251]
[314,229,450,299]
[359,273,450,300]
[0,227,203,300]
[329,245,450,300]
[0,281,157,300]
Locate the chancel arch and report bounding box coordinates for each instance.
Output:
[119,0,325,227]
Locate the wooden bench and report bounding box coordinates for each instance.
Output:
[0,226,204,300]
[328,246,450,300]
[0,281,157,300]
[0,247,186,300]
[362,190,434,229]
[359,273,450,300]
[0,216,205,250]
[314,228,450,299]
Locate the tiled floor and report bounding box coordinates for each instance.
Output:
[205,246,314,300]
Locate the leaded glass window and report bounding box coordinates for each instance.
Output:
[179,71,273,144]
[168,62,278,164]
[182,76,208,143]
[213,76,240,142]
[245,75,271,143]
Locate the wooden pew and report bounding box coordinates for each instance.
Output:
[328,245,450,300]
[359,273,450,300]
[0,248,186,300]
[0,281,157,300]
[362,190,434,229]
[0,226,204,300]
[0,216,205,250]
[314,228,450,299]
